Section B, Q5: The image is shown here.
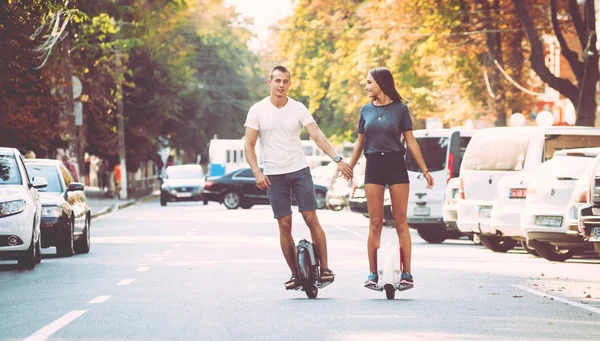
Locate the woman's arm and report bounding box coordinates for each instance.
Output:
[403,130,434,189]
[348,134,365,169]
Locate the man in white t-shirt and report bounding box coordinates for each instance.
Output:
[244,65,353,290]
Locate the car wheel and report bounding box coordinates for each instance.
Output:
[35,237,42,264]
[529,240,574,262]
[74,216,91,254]
[57,217,74,257]
[241,203,253,209]
[331,205,343,211]
[480,235,516,252]
[160,196,167,206]
[18,233,36,270]
[417,225,447,244]
[315,191,326,210]
[223,191,240,209]
[203,199,208,205]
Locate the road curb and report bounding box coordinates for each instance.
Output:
[90,193,159,219]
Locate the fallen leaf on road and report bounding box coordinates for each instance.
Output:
[541,273,545,276]
[586,294,592,298]
[513,295,523,298]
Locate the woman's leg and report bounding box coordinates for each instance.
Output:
[365,184,385,273]
[388,184,411,272]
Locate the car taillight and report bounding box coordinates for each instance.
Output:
[573,187,589,203]
[447,152,454,184]
[509,188,527,199]
[204,181,214,189]
[578,218,586,234]
[458,177,465,199]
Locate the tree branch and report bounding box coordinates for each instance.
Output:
[551,0,583,80]
[512,0,579,104]
[568,0,586,48]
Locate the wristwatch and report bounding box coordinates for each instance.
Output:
[333,155,343,163]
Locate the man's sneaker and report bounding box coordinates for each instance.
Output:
[364,272,379,291]
[397,272,414,291]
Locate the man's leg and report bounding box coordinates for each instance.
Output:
[277,214,297,275]
[300,210,328,270]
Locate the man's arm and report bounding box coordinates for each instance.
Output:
[244,127,271,190]
[305,122,353,179]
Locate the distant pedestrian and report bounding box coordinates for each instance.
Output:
[24,150,36,159]
[61,154,79,182]
[83,154,91,186]
[113,160,122,199]
[166,155,174,168]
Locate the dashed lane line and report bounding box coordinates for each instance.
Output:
[330,224,367,241]
[512,285,600,315]
[164,250,174,254]
[23,310,88,341]
[136,266,150,272]
[152,257,163,262]
[118,279,135,286]
[88,296,112,304]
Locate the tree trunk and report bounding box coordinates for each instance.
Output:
[576,0,599,126]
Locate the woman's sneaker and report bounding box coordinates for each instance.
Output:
[364,272,379,291]
[397,272,414,291]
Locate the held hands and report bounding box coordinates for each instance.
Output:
[336,161,353,180]
[254,170,271,191]
[423,171,434,189]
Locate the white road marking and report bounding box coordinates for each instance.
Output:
[118,279,135,286]
[23,310,88,341]
[136,266,150,272]
[88,296,112,304]
[152,257,163,262]
[331,224,367,241]
[512,285,600,315]
[164,250,174,254]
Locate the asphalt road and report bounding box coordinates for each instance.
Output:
[1,200,599,341]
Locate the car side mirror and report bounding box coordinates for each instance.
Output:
[31,176,48,189]
[68,182,84,192]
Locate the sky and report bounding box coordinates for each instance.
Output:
[223,0,293,50]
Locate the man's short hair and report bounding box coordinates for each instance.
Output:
[269,65,291,80]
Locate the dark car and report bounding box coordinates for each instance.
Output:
[202,167,328,210]
[578,153,600,256]
[160,164,206,206]
[24,159,91,257]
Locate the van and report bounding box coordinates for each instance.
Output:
[456,126,600,246]
[401,129,473,243]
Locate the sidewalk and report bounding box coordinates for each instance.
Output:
[84,186,160,218]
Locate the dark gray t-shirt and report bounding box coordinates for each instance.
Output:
[358,101,413,156]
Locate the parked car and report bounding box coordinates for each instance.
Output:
[25,159,91,256]
[0,148,47,269]
[160,164,206,206]
[325,176,353,211]
[456,126,600,243]
[579,153,600,255]
[404,129,472,243]
[202,167,328,210]
[441,177,467,241]
[519,148,600,261]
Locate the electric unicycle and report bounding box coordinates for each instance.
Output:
[294,239,332,299]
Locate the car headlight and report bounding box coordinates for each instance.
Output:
[161,184,170,190]
[41,206,62,218]
[0,200,26,217]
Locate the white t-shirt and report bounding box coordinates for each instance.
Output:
[244,97,316,175]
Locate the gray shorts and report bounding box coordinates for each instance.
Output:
[266,167,318,219]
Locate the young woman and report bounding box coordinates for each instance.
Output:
[347,67,434,291]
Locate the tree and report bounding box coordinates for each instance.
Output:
[513,0,598,126]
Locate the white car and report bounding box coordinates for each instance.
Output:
[488,171,537,253]
[0,148,47,269]
[456,126,600,244]
[403,129,472,243]
[523,148,600,261]
[578,153,600,255]
[442,177,462,237]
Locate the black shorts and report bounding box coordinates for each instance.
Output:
[364,151,410,186]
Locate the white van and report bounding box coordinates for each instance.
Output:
[402,129,473,243]
[456,126,600,245]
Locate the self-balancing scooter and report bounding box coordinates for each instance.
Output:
[367,242,402,299]
[292,239,332,299]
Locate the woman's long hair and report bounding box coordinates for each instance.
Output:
[369,67,405,104]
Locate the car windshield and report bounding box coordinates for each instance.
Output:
[544,134,600,161]
[406,137,448,172]
[0,154,22,185]
[463,134,529,171]
[166,166,204,179]
[26,164,63,192]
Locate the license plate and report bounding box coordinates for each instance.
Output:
[535,216,563,227]
[591,227,600,241]
[478,206,492,218]
[176,192,192,198]
[413,206,430,216]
